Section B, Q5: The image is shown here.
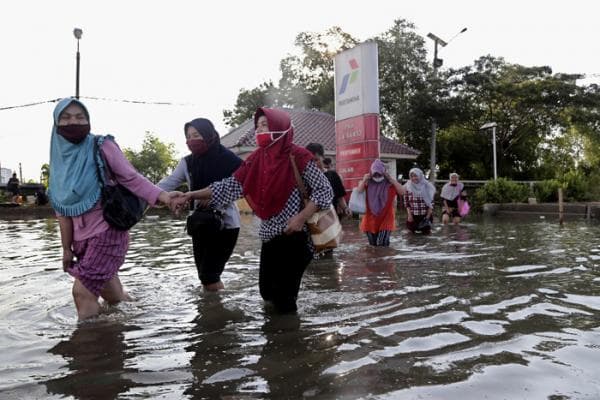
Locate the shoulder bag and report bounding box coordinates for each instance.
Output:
[94,136,147,231]
[290,155,342,254]
[183,154,225,237]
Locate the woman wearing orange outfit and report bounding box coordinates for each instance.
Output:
[357,159,405,246]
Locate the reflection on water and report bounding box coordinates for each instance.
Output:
[1,215,600,399]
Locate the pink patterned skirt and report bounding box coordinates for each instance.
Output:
[69,228,129,297]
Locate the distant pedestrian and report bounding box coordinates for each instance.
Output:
[403,168,436,234]
[441,173,468,225]
[322,157,351,218]
[305,144,351,218]
[7,173,20,203]
[357,159,405,246]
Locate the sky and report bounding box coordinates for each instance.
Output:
[1,0,598,182]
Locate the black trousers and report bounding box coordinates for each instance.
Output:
[191,227,239,285]
[259,231,313,313]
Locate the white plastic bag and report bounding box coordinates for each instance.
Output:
[348,187,366,214]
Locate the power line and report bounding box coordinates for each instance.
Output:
[80,96,197,106]
[0,98,61,111]
[0,96,197,111]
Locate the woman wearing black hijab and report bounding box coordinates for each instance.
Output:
[159,118,242,291]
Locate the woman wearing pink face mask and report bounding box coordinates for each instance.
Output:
[158,118,242,291]
[174,108,333,313]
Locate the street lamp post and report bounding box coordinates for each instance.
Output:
[426,27,467,183]
[73,28,83,99]
[480,122,498,180]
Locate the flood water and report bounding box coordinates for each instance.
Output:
[1,214,600,399]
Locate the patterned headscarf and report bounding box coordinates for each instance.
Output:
[404,167,436,207]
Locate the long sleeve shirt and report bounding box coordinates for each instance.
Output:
[209,160,333,242]
[403,191,432,216]
[158,157,241,229]
[60,139,163,241]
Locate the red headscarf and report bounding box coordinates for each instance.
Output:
[233,107,313,219]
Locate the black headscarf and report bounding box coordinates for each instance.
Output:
[184,118,242,191]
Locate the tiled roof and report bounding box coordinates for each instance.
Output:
[221,108,419,157]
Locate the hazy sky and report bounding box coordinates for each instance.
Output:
[1,0,598,181]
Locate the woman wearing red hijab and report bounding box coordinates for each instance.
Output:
[175,107,333,313]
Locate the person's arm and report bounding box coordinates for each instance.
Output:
[384,172,405,196]
[57,215,74,272]
[101,139,169,207]
[357,173,370,193]
[285,161,333,233]
[337,196,351,217]
[404,192,414,222]
[284,200,319,234]
[157,158,187,192]
[443,199,449,213]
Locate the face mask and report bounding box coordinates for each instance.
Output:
[372,176,385,183]
[255,126,291,148]
[57,124,90,144]
[187,138,209,155]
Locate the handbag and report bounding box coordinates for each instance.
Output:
[416,217,432,231]
[348,187,366,214]
[186,208,224,236]
[457,198,470,217]
[290,155,342,254]
[94,136,147,231]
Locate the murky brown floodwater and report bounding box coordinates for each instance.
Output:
[1,214,599,399]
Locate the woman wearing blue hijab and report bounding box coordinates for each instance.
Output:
[49,98,174,320]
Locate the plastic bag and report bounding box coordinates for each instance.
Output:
[348,188,366,214]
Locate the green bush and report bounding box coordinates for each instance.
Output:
[475,178,530,204]
[534,179,562,202]
[561,170,589,201]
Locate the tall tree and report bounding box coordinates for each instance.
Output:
[123,132,178,183]
[40,163,49,188]
[223,27,358,127]
[375,19,430,144]
[439,56,599,179]
[223,82,279,128]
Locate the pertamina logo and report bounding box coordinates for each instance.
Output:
[338,58,359,95]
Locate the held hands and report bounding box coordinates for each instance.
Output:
[169,192,191,216]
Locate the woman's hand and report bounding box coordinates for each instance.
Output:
[284,213,306,234]
[62,248,74,272]
[407,212,414,223]
[170,193,191,215]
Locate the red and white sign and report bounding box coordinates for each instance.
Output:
[334,42,380,194]
[334,42,380,122]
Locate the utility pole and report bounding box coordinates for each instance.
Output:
[19,162,22,183]
[426,28,466,183]
[73,28,83,99]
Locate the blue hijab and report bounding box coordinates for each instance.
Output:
[48,98,101,216]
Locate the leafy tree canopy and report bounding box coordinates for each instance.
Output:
[123,132,178,184]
